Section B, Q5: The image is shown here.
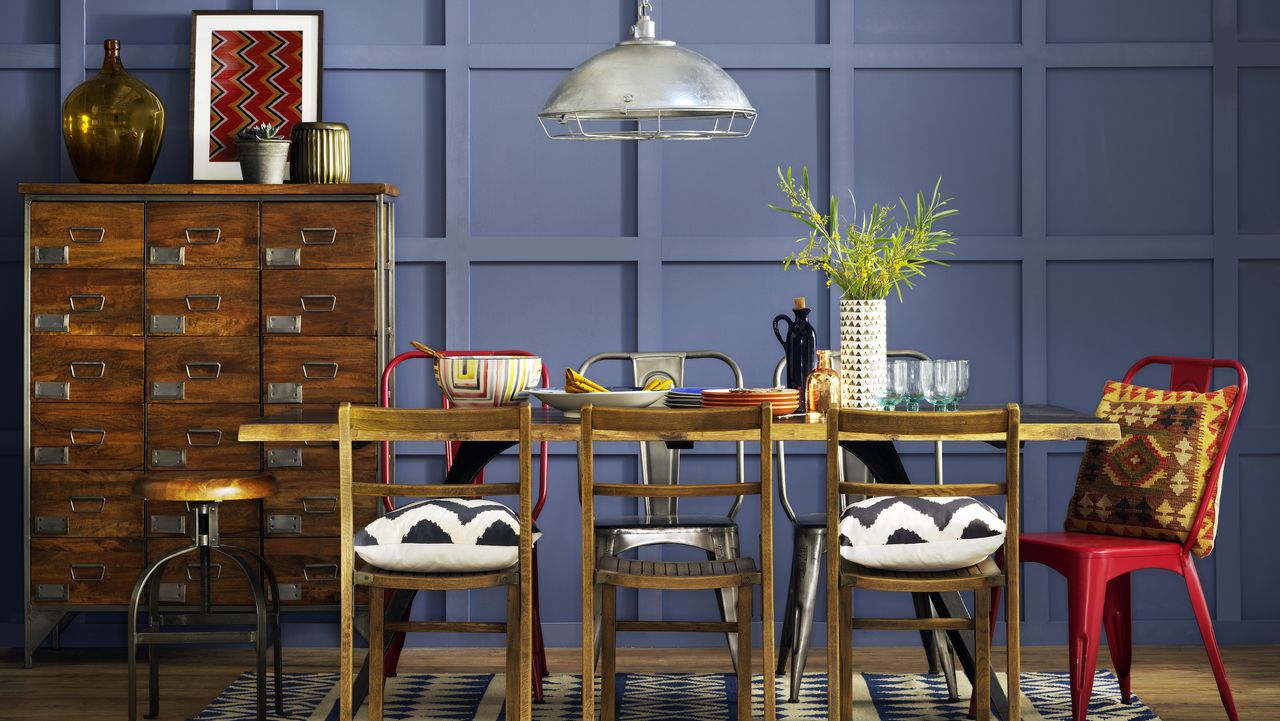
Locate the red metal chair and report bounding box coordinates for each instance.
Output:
[377,348,551,700]
[982,356,1246,721]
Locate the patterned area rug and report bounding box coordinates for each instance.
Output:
[194,670,1161,720]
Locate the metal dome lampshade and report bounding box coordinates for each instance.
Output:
[538,1,756,140]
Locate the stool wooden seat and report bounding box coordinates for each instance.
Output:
[132,473,278,502]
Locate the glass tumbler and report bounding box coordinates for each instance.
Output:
[924,360,957,411]
[881,359,909,410]
[948,360,970,411]
[903,359,925,411]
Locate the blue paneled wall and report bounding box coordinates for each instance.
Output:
[1,0,1276,650]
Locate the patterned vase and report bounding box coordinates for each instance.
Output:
[838,299,887,409]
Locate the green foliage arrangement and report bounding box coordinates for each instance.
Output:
[769,166,958,301]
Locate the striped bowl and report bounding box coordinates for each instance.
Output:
[434,355,543,407]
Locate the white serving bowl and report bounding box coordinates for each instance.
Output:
[528,388,669,418]
[435,355,543,407]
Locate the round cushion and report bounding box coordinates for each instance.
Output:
[838,496,1005,572]
[355,498,538,573]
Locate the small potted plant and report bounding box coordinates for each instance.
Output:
[235,121,290,184]
[770,166,958,409]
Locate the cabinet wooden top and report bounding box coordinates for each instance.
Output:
[18,183,399,197]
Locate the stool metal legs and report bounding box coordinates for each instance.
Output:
[127,503,283,721]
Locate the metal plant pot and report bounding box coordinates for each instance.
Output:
[236,139,290,184]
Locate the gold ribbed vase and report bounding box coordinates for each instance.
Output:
[289,122,351,184]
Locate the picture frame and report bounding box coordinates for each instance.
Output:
[189,10,323,181]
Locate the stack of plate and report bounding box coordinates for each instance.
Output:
[701,388,801,416]
[665,388,705,408]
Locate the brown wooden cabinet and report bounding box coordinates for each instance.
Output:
[21,183,396,667]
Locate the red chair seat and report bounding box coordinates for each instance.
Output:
[1020,531,1181,559]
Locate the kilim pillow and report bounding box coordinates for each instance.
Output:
[839,496,1006,572]
[355,498,538,573]
[1064,380,1238,557]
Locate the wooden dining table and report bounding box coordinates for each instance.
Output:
[239,403,1119,719]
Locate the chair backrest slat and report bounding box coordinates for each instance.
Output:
[349,405,526,439]
[836,408,1012,438]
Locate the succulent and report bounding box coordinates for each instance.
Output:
[235,122,285,142]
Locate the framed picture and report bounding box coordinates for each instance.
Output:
[190,11,323,181]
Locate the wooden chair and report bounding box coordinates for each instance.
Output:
[579,404,777,721]
[824,406,1021,721]
[337,403,534,721]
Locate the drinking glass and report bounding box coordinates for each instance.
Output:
[924,360,957,411]
[881,359,910,410]
[902,359,925,411]
[948,360,970,411]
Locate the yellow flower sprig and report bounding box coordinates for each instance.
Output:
[768,166,958,301]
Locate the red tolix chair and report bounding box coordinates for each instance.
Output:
[980,356,1246,721]
[377,348,551,700]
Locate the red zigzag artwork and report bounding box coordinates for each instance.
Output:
[209,29,304,162]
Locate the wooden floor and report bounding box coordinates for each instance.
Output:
[3,645,1277,720]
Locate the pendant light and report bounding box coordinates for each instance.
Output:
[538,0,756,140]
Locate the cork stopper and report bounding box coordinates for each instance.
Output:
[793,296,807,310]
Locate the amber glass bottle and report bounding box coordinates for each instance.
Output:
[805,349,842,417]
[62,39,165,183]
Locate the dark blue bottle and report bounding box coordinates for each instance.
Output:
[773,297,817,401]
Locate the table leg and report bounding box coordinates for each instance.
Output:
[351,589,417,711]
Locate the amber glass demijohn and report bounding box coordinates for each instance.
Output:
[62,39,165,183]
[805,349,842,417]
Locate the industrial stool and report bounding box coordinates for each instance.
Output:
[127,475,284,721]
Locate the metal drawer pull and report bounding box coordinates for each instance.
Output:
[302,361,339,379]
[70,360,106,379]
[302,496,338,514]
[185,361,222,379]
[70,563,106,581]
[150,381,185,401]
[300,294,337,312]
[186,563,221,581]
[267,382,303,403]
[150,449,187,467]
[183,227,222,245]
[266,448,303,468]
[186,428,223,447]
[35,516,68,534]
[302,563,338,581]
[265,247,301,267]
[303,439,330,447]
[69,496,107,513]
[33,246,69,265]
[36,584,69,601]
[67,226,105,243]
[150,515,186,534]
[300,227,337,245]
[149,246,185,266]
[33,447,69,465]
[184,294,222,311]
[150,315,186,334]
[69,428,106,446]
[69,294,105,312]
[159,583,186,603]
[265,315,301,334]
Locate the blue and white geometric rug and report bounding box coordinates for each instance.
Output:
[193,670,1161,720]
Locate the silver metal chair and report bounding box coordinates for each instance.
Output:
[773,350,960,702]
[578,351,747,666]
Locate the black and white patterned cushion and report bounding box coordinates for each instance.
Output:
[838,496,1005,572]
[354,498,537,573]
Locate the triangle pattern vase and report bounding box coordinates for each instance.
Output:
[839,299,887,410]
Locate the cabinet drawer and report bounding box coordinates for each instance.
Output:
[264,537,342,605]
[31,268,144,335]
[262,337,376,404]
[30,202,144,269]
[146,336,260,403]
[146,404,263,471]
[146,538,259,606]
[31,404,143,470]
[265,471,378,537]
[30,538,144,604]
[262,202,376,268]
[145,496,261,538]
[262,403,378,471]
[261,269,376,336]
[145,202,259,268]
[31,336,144,403]
[146,269,259,336]
[30,471,144,538]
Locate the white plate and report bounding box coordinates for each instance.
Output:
[530,388,669,418]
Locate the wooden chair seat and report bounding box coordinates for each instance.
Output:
[840,556,1004,592]
[355,564,518,591]
[133,474,277,502]
[596,555,759,590]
